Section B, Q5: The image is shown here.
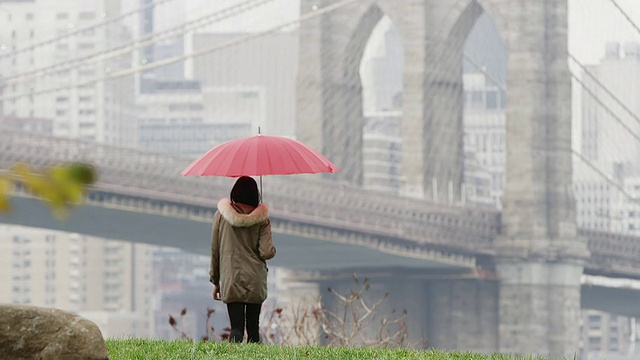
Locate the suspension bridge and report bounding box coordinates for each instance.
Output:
[2,0,640,357]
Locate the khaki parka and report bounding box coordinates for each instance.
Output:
[210,198,276,304]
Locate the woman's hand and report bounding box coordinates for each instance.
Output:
[213,284,221,301]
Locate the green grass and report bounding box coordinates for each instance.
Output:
[106,339,549,360]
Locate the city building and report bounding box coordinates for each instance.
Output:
[151,247,219,340]
[0,0,137,146]
[0,226,155,338]
[580,311,639,360]
[0,114,53,135]
[362,111,402,193]
[360,17,403,194]
[574,43,640,359]
[137,0,187,83]
[581,42,640,173]
[360,16,403,115]
[462,72,506,209]
[137,79,266,157]
[191,32,298,137]
[201,86,266,142]
[137,79,209,157]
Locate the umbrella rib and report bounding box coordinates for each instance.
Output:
[283,139,315,174]
[181,134,339,177]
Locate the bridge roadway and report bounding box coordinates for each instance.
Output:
[0,129,500,267]
[2,130,640,316]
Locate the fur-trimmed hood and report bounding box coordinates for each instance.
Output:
[217,198,269,227]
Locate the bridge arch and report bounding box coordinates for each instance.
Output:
[296,0,507,200]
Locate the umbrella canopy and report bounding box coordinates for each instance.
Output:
[180,135,340,177]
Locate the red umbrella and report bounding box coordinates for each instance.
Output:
[180,135,339,177]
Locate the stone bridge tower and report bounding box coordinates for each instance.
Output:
[296,0,588,357]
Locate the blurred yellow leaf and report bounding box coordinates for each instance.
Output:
[49,167,85,204]
[12,163,53,197]
[63,182,84,204]
[49,166,71,183]
[66,163,97,185]
[2,162,97,219]
[0,177,12,212]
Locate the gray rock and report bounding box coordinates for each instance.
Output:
[0,304,109,360]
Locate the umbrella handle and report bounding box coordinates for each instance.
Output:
[258,127,262,202]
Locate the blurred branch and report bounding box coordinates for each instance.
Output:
[317,274,408,347]
[0,162,97,219]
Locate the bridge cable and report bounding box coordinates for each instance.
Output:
[0,0,278,86]
[0,0,178,61]
[0,0,359,102]
[606,0,640,37]
[465,44,640,206]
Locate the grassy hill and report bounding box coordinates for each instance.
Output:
[106,339,551,360]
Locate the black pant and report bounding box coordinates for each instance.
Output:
[226,302,262,343]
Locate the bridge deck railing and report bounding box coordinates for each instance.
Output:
[4,129,640,276]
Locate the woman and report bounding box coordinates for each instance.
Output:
[210,176,276,343]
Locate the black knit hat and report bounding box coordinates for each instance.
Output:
[230,176,260,207]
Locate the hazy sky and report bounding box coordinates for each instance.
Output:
[183,0,299,33]
[570,0,640,64]
[174,0,640,65]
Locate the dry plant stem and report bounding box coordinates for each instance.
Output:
[318,275,408,347]
[167,275,407,347]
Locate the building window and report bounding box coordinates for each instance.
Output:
[78,43,94,50]
[486,90,498,109]
[469,91,483,108]
[79,70,96,77]
[26,13,34,21]
[56,13,69,20]
[79,12,96,20]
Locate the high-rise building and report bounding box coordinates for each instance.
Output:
[360,17,403,194]
[360,16,403,114]
[137,79,266,157]
[0,226,154,338]
[362,111,402,193]
[1,114,53,135]
[581,42,640,174]
[580,311,639,360]
[191,32,298,137]
[0,0,136,146]
[137,79,208,157]
[462,72,506,209]
[151,247,226,340]
[201,86,266,141]
[574,43,640,360]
